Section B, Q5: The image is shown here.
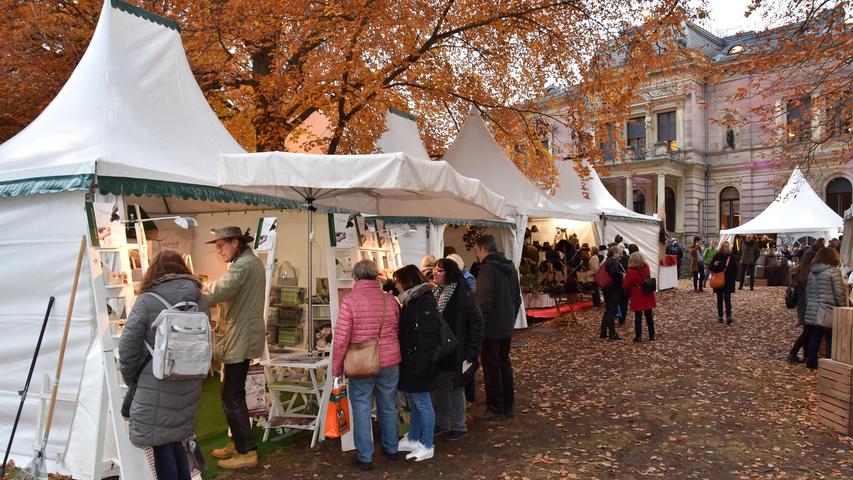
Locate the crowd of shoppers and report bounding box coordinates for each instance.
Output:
[332,234,519,471]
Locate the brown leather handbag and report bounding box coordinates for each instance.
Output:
[343,293,387,378]
[709,256,730,290]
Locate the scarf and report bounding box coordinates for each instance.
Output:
[398,282,434,306]
[432,282,457,314]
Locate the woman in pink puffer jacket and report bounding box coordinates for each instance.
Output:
[332,260,402,470]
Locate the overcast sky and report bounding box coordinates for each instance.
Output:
[698,0,772,35]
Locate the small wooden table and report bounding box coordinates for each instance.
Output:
[261,352,329,447]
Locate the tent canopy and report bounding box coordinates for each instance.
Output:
[550,160,660,223]
[443,108,576,219]
[218,151,506,221]
[721,167,843,235]
[0,0,277,212]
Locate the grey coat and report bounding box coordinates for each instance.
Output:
[119,274,208,447]
[802,263,846,326]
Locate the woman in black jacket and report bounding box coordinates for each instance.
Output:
[393,265,442,462]
[708,241,738,324]
[432,258,484,441]
[599,245,625,341]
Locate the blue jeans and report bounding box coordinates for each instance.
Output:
[406,391,435,449]
[348,366,400,463]
[153,441,190,480]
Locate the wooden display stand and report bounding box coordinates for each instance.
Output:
[817,359,853,435]
[831,307,853,365]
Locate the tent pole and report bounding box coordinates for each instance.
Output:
[307,201,316,352]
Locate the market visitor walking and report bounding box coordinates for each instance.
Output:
[119,250,208,480]
[709,241,738,324]
[787,249,816,363]
[204,226,266,470]
[599,245,625,341]
[332,259,401,471]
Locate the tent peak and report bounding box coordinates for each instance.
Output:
[110,0,180,32]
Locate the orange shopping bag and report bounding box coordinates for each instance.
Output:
[324,378,350,439]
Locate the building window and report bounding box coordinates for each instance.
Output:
[725,128,736,149]
[627,117,646,158]
[633,189,645,214]
[657,111,676,145]
[727,44,745,55]
[826,177,852,216]
[786,97,812,142]
[720,186,740,230]
[827,93,852,138]
[665,187,676,232]
[600,123,615,162]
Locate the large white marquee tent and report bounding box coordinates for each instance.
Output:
[721,167,844,237]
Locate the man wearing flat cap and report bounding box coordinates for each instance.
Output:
[204,226,265,470]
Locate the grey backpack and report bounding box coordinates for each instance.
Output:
[143,292,211,380]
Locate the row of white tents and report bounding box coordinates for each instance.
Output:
[4,1,847,478]
[0,2,660,477]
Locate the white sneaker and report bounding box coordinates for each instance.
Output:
[397,436,421,452]
[406,446,434,462]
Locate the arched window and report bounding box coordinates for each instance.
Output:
[633,189,645,215]
[720,187,740,230]
[665,187,676,232]
[826,178,852,216]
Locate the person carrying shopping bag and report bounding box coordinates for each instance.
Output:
[332,260,402,471]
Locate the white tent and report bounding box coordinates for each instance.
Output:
[442,109,596,326]
[0,2,296,478]
[217,152,505,221]
[375,108,433,162]
[550,160,662,273]
[721,167,844,235]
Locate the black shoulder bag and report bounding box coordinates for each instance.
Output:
[121,354,151,418]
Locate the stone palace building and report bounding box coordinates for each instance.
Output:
[543,20,851,244]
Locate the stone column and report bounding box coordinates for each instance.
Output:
[657,173,666,218]
[625,176,633,209]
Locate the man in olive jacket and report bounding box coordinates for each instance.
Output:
[204,226,266,470]
[473,235,521,420]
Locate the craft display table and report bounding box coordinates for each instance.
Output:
[261,351,329,447]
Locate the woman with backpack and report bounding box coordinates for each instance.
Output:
[598,245,625,341]
[393,265,443,462]
[119,250,208,480]
[786,249,816,363]
[622,252,656,342]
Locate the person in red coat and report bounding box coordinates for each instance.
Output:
[622,252,656,342]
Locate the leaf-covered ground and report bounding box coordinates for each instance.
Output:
[225,284,853,479]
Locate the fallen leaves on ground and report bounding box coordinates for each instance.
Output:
[225,282,853,479]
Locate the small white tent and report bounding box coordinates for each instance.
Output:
[550,160,661,271]
[721,167,843,236]
[0,2,295,478]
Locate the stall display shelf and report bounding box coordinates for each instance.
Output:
[261,354,329,447]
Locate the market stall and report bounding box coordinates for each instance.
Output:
[441,108,594,323]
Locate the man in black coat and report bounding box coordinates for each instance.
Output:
[473,234,521,420]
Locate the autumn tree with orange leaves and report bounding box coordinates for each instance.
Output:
[0,0,700,184]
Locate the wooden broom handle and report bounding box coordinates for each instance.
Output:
[43,235,86,442]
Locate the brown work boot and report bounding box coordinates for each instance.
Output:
[217,451,258,470]
[211,440,236,459]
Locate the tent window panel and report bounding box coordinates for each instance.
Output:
[657,111,676,142]
[719,186,740,230]
[826,177,852,216]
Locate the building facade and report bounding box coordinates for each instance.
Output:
[545,22,852,244]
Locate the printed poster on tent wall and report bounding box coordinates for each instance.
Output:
[328,213,357,248]
[86,201,127,247]
[255,217,278,252]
